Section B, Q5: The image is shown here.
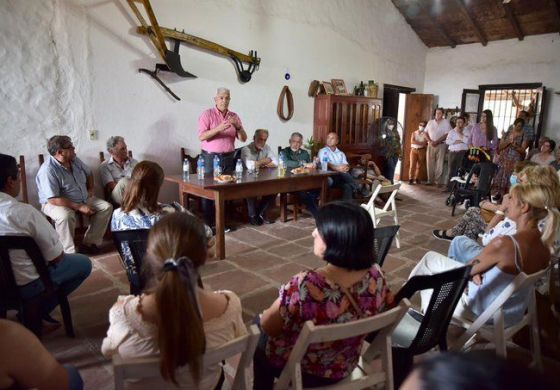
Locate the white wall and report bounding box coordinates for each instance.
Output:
[424,33,560,139]
[0,0,427,205]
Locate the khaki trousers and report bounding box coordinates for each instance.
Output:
[110,178,130,205]
[42,197,113,253]
[427,143,447,185]
[409,148,426,180]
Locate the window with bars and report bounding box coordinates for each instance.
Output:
[482,88,538,137]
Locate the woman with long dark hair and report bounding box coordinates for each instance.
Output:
[253,202,394,389]
[102,213,246,389]
[467,109,498,157]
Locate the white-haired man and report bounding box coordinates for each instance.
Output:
[198,88,248,229]
[99,136,138,204]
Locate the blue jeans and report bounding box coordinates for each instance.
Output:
[383,156,398,184]
[18,253,92,314]
[328,172,357,200]
[447,235,483,264]
[64,365,84,390]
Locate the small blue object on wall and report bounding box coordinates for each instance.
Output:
[284,72,291,80]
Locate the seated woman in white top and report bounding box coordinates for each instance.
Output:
[530,139,556,166]
[102,213,246,389]
[411,182,558,327]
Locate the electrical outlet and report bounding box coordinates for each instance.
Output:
[89,129,98,141]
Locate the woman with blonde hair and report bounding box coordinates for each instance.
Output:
[411,182,558,327]
[102,213,246,389]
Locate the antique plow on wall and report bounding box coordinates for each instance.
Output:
[127,0,261,100]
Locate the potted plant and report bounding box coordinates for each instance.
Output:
[304,136,323,158]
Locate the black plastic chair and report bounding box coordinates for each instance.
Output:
[447,161,498,216]
[390,265,472,388]
[112,229,149,295]
[0,236,75,338]
[373,225,400,267]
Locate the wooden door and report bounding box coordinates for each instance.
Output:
[402,94,434,181]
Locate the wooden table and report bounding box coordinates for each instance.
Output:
[165,169,332,259]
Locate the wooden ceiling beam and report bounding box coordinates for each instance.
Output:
[418,1,456,48]
[500,1,524,40]
[454,0,487,46]
[551,0,560,35]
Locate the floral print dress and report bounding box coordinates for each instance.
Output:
[492,129,527,195]
[265,264,393,380]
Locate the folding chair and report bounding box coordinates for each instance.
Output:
[450,268,548,371]
[113,324,260,390]
[274,299,411,390]
[373,225,400,267]
[390,265,472,388]
[112,229,149,295]
[0,236,75,338]
[361,183,401,248]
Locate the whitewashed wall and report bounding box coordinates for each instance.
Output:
[424,33,560,140]
[0,0,427,205]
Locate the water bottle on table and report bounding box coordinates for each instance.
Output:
[235,159,243,180]
[182,158,190,181]
[213,155,221,178]
[321,155,329,172]
[278,152,286,177]
[197,155,205,179]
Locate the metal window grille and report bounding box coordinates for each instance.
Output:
[482,88,537,137]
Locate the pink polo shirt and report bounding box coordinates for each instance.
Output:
[197,107,243,153]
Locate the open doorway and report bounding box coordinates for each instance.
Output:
[383,84,416,181]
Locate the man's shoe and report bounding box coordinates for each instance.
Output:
[78,244,100,255]
[211,226,233,235]
[259,214,275,224]
[249,216,263,226]
[408,179,414,185]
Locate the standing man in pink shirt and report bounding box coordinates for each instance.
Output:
[198,87,248,228]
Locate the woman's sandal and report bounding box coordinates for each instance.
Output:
[432,229,455,241]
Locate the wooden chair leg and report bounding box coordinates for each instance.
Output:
[58,294,75,337]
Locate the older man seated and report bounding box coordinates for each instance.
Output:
[280,132,318,218]
[241,129,278,225]
[0,154,91,327]
[99,136,137,205]
[36,135,113,254]
[318,132,358,200]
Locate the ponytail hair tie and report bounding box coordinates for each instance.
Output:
[162,258,180,272]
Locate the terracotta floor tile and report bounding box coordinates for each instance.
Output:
[382,255,406,272]
[200,259,236,277]
[72,269,114,297]
[94,253,124,274]
[290,251,324,269]
[228,227,286,249]
[266,242,310,258]
[229,250,284,270]
[203,269,269,297]
[261,263,311,284]
[241,287,279,315]
[265,225,311,241]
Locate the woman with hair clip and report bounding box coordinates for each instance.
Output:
[467,109,498,157]
[253,202,394,389]
[102,213,246,389]
[112,161,214,290]
[411,182,559,328]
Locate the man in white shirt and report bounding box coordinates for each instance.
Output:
[445,116,469,191]
[99,136,138,205]
[424,108,452,186]
[318,132,357,200]
[0,154,91,321]
[240,129,278,225]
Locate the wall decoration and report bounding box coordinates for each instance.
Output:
[322,81,334,95]
[127,0,261,100]
[277,86,294,121]
[331,79,347,95]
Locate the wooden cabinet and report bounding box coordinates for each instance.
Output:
[313,95,383,156]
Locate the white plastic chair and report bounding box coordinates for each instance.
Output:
[113,324,260,390]
[361,183,401,248]
[450,268,548,371]
[274,299,411,390]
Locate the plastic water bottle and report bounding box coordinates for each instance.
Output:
[235,159,243,180]
[278,152,286,177]
[213,155,221,178]
[197,155,205,179]
[182,158,190,181]
[321,155,329,172]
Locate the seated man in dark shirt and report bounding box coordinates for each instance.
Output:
[280,132,318,218]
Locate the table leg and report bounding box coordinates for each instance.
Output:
[179,189,186,208]
[280,193,287,222]
[319,177,328,206]
[215,191,226,259]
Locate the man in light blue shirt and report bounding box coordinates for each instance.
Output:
[36,135,112,254]
[317,132,357,200]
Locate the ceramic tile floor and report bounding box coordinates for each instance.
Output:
[19,183,557,388]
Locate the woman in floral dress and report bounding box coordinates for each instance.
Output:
[492,118,530,198]
[253,202,394,389]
